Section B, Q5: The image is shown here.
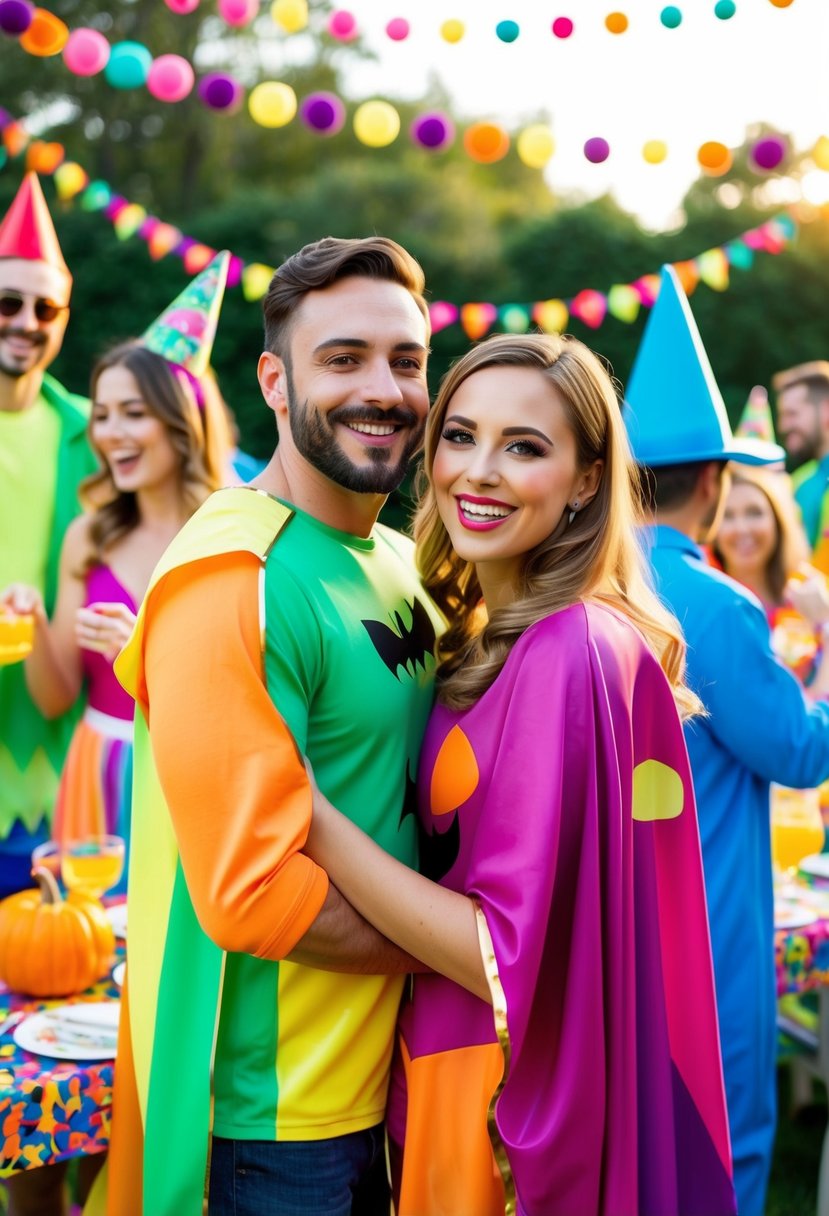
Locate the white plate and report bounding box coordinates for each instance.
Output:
[799,854,829,880]
[775,904,821,930]
[14,1002,119,1060]
[112,961,125,988]
[106,903,127,939]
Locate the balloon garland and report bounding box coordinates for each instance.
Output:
[0,112,800,341]
[0,0,804,171]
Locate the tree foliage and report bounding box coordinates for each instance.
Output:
[3,10,829,517]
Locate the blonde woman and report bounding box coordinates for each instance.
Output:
[305,334,736,1215]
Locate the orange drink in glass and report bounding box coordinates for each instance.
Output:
[0,613,34,665]
[771,785,826,874]
[61,835,125,899]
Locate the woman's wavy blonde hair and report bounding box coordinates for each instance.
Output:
[79,342,229,568]
[414,332,700,718]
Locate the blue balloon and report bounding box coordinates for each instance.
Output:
[104,41,152,89]
[495,19,519,42]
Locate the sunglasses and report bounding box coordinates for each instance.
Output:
[0,290,69,324]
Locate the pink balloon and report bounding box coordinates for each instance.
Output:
[63,27,110,76]
[164,0,200,12]
[218,0,258,25]
[147,53,195,102]
[386,17,409,40]
[328,9,357,39]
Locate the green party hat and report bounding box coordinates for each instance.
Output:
[735,385,776,445]
[142,250,229,378]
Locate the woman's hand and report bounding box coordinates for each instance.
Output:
[75,601,136,661]
[0,583,46,624]
[786,569,829,630]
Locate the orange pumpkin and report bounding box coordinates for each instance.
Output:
[0,867,116,997]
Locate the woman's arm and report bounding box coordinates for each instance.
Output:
[305,785,491,1003]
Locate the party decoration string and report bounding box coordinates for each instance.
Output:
[0,110,800,334]
[0,0,803,171]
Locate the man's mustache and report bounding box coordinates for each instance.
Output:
[329,404,420,427]
[0,328,47,347]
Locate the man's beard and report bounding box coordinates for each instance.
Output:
[785,430,821,466]
[0,329,47,379]
[285,367,425,495]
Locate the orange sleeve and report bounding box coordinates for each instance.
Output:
[140,550,329,959]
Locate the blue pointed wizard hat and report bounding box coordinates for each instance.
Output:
[624,265,785,468]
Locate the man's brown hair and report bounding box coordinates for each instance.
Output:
[262,236,429,358]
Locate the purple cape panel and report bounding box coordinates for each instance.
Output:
[400,602,735,1216]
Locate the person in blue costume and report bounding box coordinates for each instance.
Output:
[624,265,829,1216]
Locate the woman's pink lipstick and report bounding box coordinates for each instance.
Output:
[455,494,515,532]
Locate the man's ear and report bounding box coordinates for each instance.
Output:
[258,352,288,417]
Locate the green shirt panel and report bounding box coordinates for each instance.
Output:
[213,505,442,1140]
[0,396,60,591]
[0,381,94,835]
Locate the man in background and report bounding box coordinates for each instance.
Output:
[0,172,96,899]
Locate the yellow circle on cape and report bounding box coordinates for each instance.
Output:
[632,759,684,821]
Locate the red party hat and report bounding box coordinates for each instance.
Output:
[0,172,70,279]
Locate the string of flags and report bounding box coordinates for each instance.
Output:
[0,111,799,337]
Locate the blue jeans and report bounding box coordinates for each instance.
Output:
[207,1126,389,1216]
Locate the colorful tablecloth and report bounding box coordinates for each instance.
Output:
[0,956,121,1175]
[776,878,829,996]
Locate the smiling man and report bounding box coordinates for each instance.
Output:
[0,173,95,900]
[108,236,444,1216]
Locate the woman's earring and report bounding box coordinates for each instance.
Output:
[568,500,579,525]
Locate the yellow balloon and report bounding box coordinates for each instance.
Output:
[249,82,297,128]
[353,101,400,148]
[242,263,275,302]
[271,0,307,32]
[533,299,569,334]
[642,139,668,165]
[440,19,465,43]
[517,125,555,169]
[53,162,88,201]
[812,136,829,172]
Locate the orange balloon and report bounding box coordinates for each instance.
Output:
[605,11,629,33]
[767,0,794,6]
[463,122,510,164]
[25,141,65,175]
[19,9,69,56]
[697,141,732,175]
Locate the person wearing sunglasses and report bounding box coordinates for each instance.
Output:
[0,172,97,908]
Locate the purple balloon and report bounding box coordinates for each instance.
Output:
[299,92,346,135]
[584,137,610,164]
[0,0,33,36]
[198,72,243,111]
[411,113,454,150]
[751,136,786,172]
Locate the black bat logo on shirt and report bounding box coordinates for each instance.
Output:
[362,598,436,681]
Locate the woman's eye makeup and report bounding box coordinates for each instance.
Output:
[506,439,545,457]
[442,426,474,443]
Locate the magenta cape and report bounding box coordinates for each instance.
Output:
[390,603,735,1216]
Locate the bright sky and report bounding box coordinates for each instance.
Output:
[325,0,829,230]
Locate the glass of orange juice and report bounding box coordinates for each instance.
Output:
[0,612,34,666]
[61,835,125,899]
[771,785,826,875]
